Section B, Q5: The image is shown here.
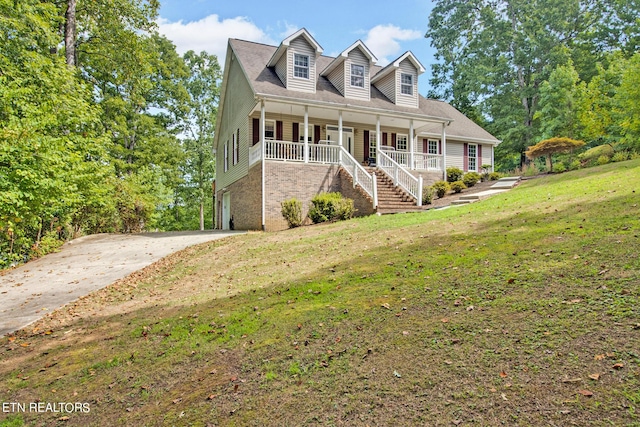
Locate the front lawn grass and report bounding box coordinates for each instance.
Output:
[1,159,639,426]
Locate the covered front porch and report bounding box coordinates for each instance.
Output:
[248,98,450,173]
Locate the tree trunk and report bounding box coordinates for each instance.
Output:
[64,0,77,67]
[199,202,204,231]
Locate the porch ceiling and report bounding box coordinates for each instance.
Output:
[251,99,447,132]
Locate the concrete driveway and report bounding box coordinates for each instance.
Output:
[0,231,244,337]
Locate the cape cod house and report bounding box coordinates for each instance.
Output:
[214,29,500,231]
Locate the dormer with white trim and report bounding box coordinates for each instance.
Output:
[371,51,425,108]
[266,28,323,94]
[320,40,377,101]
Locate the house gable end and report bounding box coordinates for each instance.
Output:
[215,42,257,191]
[286,36,318,93]
[344,47,371,101]
[266,28,322,93]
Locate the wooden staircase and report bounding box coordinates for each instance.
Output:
[364,167,422,214]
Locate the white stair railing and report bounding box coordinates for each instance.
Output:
[377,149,423,206]
[338,146,377,208]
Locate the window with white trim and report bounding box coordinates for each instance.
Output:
[351,64,364,87]
[369,132,377,160]
[428,139,439,155]
[401,73,413,95]
[396,134,408,151]
[232,130,239,165]
[294,54,309,79]
[298,123,313,143]
[224,140,229,172]
[264,119,275,140]
[468,143,478,171]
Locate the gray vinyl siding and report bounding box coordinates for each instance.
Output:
[216,52,256,190]
[374,71,396,104]
[344,48,370,101]
[396,59,418,108]
[275,53,287,87]
[327,64,344,96]
[287,37,316,93]
[445,141,465,170]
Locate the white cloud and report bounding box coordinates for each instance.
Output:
[363,24,422,65]
[277,21,299,39]
[157,15,275,63]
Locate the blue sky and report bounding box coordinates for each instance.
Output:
[157,0,438,94]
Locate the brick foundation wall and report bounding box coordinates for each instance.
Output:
[265,162,375,231]
[410,170,445,187]
[216,163,262,230]
[217,161,377,232]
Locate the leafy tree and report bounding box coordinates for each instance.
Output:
[525,137,586,171]
[0,0,114,266]
[180,51,221,230]
[616,53,640,151]
[426,0,633,167]
[536,62,585,140]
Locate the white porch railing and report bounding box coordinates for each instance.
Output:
[413,153,443,171]
[388,150,409,166]
[249,143,261,166]
[338,146,377,207]
[378,149,423,206]
[308,140,341,163]
[265,140,305,162]
[250,140,377,208]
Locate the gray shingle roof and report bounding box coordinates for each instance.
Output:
[229,38,499,144]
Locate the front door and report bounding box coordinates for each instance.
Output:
[222,192,231,230]
[326,125,354,156]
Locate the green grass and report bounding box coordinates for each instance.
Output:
[1,159,639,426]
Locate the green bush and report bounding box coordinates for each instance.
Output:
[597,155,610,165]
[488,172,502,181]
[612,152,629,162]
[569,160,581,170]
[450,180,467,193]
[553,162,566,173]
[446,167,464,183]
[462,172,481,187]
[432,181,450,198]
[308,192,354,224]
[579,144,614,163]
[281,198,303,228]
[422,186,434,205]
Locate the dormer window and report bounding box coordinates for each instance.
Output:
[351,64,364,87]
[294,54,309,79]
[401,73,413,95]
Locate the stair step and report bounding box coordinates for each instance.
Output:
[451,200,473,205]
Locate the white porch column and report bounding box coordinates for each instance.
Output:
[376,115,381,153]
[260,101,266,231]
[441,122,447,180]
[304,106,309,163]
[338,110,343,163]
[409,119,415,170]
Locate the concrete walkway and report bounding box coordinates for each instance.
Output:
[0,231,244,337]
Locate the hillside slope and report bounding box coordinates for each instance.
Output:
[1,160,639,426]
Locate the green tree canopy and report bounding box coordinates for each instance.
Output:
[525,137,586,171]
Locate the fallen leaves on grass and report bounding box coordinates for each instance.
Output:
[578,390,594,397]
[589,373,600,380]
